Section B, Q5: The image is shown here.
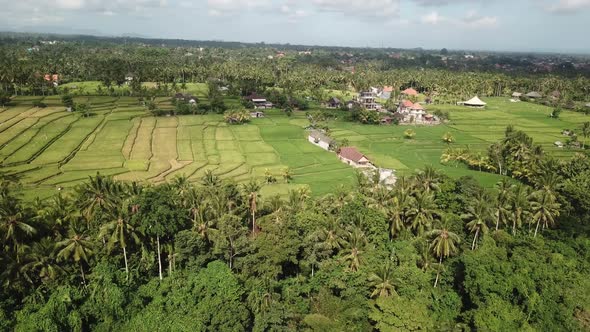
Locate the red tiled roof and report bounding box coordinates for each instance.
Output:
[383,86,393,92]
[402,100,414,108]
[402,88,418,96]
[339,147,367,163]
[411,103,424,110]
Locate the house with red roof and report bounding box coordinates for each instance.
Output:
[338,147,373,168]
[402,88,418,96]
[399,100,414,112]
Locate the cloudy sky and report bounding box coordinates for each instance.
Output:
[1,0,589,53]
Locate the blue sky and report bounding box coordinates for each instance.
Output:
[1,0,590,53]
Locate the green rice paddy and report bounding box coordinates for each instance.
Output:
[0,94,587,200]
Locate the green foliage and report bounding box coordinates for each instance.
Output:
[61,95,74,108]
[403,129,416,139]
[370,296,435,331]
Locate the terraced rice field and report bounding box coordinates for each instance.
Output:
[0,95,587,199]
[0,96,355,199]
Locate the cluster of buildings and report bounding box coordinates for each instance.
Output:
[324,86,441,125]
[307,129,396,186]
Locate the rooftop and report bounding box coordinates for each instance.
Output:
[339,147,368,163]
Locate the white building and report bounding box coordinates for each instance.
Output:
[308,130,334,151]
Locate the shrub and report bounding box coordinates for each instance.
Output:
[404,129,416,139]
[33,101,47,108]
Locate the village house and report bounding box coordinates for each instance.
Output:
[401,88,418,96]
[308,130,334,151]
[324,97,342,109]
[379,86,394,100]
[526,91,543,99]
[356,91,379,110]
[409,103,426,121]
[44,74,59,87]
[244,93,274,109]
[338,147,373,168]
[399,100,414,112]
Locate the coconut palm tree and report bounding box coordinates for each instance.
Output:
[530,190,561,237]
[407,191,437,236]
[56,225,94,285]
[99,205,141,280]
[20,238,64,284]
[414,166,442,193]
[340,228,367,272]
[426,225,460,287]
[242,180,261,234]
[75,173,122,224]
[509,183,530,235]
[1,209,36,260]
[494,180,514,231]
[386,197,405,240]
[368,263,398,298]
[462,192,493,250]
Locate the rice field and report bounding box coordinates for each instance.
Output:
[0,95,587,200]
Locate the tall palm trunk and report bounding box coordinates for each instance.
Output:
[471,228,479,250]
[434,256,443,288]
[534,219,541,238]
[123,246,129,280]
[157,235,163,280]
[80,262,87,286]
[512,219,517,235]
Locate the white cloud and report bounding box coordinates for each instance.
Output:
[462,10,498,27]
[207,0,273,15]
[421,10,497,28]
[56,0,84,10]
[547,0,590,13]
[421,11,445,24]
[312,0,400,18]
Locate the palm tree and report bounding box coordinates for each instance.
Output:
[1,210,36,260]
[510,184,530,235]
[21,238,64,284]
[426,223,460,287]
[386,196,405,240]
[407,191,437,235]
[530,190,560,237]
[242,180,261,234]
[99,206,140,280]
[340,228,367,272]
[414,166,441,192]
[462,192,493,250]
[494,180,513,231]
[75,173,122,223]
[368,263,398,298]
[56,225,94,285]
